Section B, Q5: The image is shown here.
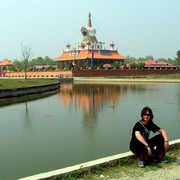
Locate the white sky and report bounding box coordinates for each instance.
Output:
[0,0,180,61]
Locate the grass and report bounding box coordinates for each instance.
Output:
[56,143,180,180]
[108,74,180,79]
[144,74,180,79]
[0,74,179,90]
[0,78,59,90]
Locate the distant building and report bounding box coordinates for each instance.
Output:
[54,13,126,69]
[144,60,178,69]
[0,59,13,76]
[124,60,178,70]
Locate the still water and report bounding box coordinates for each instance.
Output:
[0,82,180,179]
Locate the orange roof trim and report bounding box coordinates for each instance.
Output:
[0,59,13,66]
[55,50,126,61]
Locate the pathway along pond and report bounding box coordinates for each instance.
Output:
[0,82,179,179]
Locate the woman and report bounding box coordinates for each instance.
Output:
[130,106,169,167]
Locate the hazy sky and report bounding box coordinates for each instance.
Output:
[1,0,180,61]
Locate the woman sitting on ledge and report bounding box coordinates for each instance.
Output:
[130,106,169,168]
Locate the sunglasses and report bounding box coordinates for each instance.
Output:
[143,114,150,116]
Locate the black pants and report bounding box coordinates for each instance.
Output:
[130,134,165,161]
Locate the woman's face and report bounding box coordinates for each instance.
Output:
[142,111,151,122]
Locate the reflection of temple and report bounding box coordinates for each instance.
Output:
[57,84,128,137]
[54,13,126,69]
[57,83,128,138]
[57,83,159,121]
[0,59,13,77]
[58,84,127,114]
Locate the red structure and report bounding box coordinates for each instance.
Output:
[4,69,180,78]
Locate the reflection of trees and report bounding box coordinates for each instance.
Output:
[82,90,98,140]
[23,98,32,131]
[0,92,58,107]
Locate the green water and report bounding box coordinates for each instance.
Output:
[0,83,179,179]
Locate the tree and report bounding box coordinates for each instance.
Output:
[67,63,74,70]
[44,56,56,65]
[175,50,180,65]
[145,55,154,60]
[130,62,145,69]
[177,50,180,59]
[130,63,137,69]
[176,50,180,65]
[126,55,136,63]
[21,44,32,80]
[137,62,145,69]
[9,60,24,71]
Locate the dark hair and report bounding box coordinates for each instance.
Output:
[141,106,154,122]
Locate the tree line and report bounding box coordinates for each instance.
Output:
[8,51,180,71]
[126,54,180,65]
[9,56,57,71]
[125,54,180,69]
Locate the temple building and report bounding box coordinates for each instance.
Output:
[0,59,13,76]
[54,13,126,69]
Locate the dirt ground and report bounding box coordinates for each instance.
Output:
[73,143,180,180]
[102,158,180,179]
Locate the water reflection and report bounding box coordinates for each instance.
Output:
[0,91,58,107]
[57,84,128,138]
[57,83,180,142]
[24,101,32,131]
[58,83,127,118]
[57,83,158,117]
[57,83,152,138]
[0,83,180,180]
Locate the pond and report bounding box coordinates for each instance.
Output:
[0,82,179,179]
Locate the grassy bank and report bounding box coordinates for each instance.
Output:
[0,74,180,90]
[107,74,180,79]
[0,79,59,90]
[144,74,180,79]
[62,143,180,180]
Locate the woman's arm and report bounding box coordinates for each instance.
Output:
[159,129,169,150]
[135,131,152,156]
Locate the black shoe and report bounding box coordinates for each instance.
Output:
[160,157,168,163]
[153,158,159,163]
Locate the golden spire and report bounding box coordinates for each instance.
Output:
[88,12,92,27]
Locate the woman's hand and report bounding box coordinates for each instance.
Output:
[159,129,169,151]
[164,141,169,150]
[146,146,152,156]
